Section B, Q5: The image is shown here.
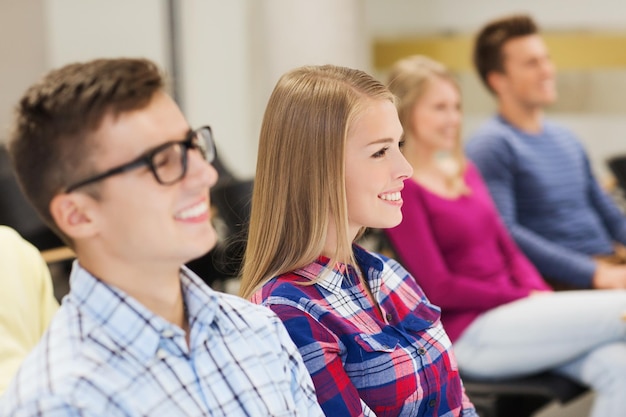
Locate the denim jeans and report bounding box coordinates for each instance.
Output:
[453,290,626,417]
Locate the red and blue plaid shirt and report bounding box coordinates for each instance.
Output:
[251,245,477,417]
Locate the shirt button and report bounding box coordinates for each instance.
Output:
[156,348,168,360]
[429,399,436,407]
[417,347,427,355]
[385,313,392,322]
[161,329,174,338]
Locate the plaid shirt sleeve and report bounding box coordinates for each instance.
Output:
[8,396,114,417]
[268,303,368,417]
[270,311,328,416]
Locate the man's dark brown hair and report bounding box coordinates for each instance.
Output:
[8,58,165,241]
[473,14,539,93]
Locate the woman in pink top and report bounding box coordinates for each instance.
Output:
[385,55,626,417]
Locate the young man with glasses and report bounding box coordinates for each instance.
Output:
[0,58,323,417]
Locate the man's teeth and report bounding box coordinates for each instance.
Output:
[176,201,208,219]
[380,192,401,201]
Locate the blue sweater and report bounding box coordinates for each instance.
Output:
[465,115,626,287]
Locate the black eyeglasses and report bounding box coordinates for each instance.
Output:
[65,126,215,193]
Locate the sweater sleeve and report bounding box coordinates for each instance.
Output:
[469,167,552,292]
[386,182,529,312]
[494,218,552,291]
[466,129,596,288]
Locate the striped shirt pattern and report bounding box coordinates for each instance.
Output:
[251,245,477,417]
[1,262,323,417]
[466,115,626,287]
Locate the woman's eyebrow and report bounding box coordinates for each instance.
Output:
[366,137,395,146]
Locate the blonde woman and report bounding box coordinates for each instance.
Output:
[386,55,626,417]
[240,64,477,417]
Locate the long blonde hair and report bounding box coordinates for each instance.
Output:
[239,65,394,299]
[387,55,469,194]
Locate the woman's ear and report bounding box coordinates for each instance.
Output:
[49,193,99,240]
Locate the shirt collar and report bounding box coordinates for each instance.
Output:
[294,244,385,294]
[67,261,219,362]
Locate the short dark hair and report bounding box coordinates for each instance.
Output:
[8,58,165,240]
[473,14,539,93]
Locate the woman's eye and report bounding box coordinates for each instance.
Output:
[399,140,406,152]
[372,147,389,158]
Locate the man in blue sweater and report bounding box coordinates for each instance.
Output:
[466,14,626,290]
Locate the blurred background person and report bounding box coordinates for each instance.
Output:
[0,225,58,394]
[465,14,626,290]
[386,54,626,417]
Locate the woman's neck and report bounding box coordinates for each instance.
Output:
[323,219,358,262]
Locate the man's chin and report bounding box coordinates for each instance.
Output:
[540,90,558,106]
[186,231,219,263]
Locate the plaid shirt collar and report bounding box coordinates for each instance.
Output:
[293,244,385,295]
[68,261,219,363]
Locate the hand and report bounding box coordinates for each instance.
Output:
[592,262,626,289]
[528,290,551,297]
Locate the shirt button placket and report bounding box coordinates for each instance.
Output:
[156,348,168,360]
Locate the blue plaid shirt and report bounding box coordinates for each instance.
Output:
[1,262,323,417]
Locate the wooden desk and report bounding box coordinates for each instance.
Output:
[41,246,75,264]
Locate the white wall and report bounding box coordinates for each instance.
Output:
[0,0,47,139]
[44,0,168,68]
[365,0,626,36]
[177,0,254,178]
[0,0,168,138]
[248,0,367,161]
[177,0,368,178]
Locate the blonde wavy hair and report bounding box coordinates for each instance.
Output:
[239,65,394,299]
[387,55,469,194]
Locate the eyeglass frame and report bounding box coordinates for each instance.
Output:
[64,125,215,193]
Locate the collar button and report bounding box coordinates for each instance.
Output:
[156,348,168,360]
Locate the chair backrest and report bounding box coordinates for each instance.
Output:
[0,147,62,250]
[461,371,589,417]
[607,154,626,192]
[210,180,254,236]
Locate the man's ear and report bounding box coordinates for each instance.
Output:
[487,71,506,95]
[49,193,99,240]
